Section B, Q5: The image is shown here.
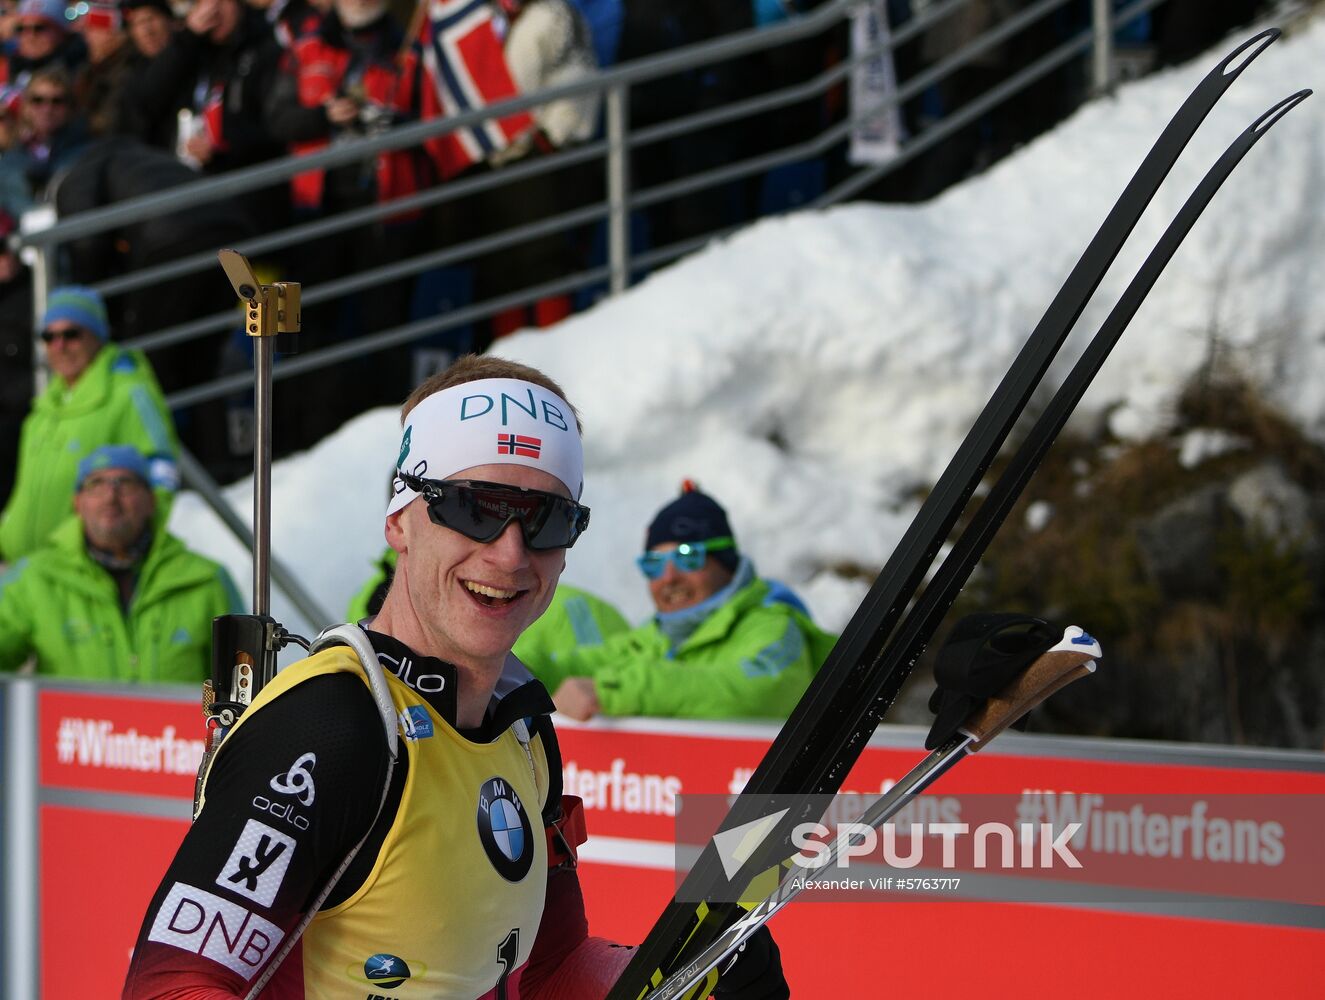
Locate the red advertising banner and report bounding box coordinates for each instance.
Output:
[40,807,189,999]
[39,689,205,798]
[32,690,1325,999]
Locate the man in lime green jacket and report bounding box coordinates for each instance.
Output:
[0,446,241,681]
[550,485,836,720]
[0,286,178,561]
[513,582,630,670]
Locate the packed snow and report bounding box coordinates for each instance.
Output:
[169,14,1325,646]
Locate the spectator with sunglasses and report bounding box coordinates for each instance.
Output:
[0,0,86,88]
[0,285,178,561]
[548,483,836,721]
[123,353,788,998]
[0,64,87,217]
[0,444,241,677]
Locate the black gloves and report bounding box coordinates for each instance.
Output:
[925,612,1061,749]
[713,925,789,999]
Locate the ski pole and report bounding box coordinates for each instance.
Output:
[651,627,1101,1000]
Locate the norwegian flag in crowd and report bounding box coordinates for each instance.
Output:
[418,0,535,179]
[497,433,542,458]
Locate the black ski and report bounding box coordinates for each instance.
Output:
[608,28,1293,1000]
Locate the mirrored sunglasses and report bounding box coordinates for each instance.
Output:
[636,537,735,580]
[397,473,590,551]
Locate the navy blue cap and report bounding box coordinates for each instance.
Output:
[645,481,739,570]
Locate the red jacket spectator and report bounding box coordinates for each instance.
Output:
[265,0,425,211]
[255,0,325,49]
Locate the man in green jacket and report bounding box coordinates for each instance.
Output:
[514,582,631,669]
[550,484,836,720]
[0,286,179,561]
[0,445,241,681]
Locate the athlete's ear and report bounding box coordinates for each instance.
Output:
[385,506,409,555]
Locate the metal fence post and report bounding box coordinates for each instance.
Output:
[19,208,56,396]
[606,83,630,296]
[2,678,39,1000]
[1091,0,1114,94]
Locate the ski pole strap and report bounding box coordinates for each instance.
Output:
[311,623,400,760]
[959,625,1101,751]
[546,794,588,869]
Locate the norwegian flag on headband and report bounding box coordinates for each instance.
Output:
[418,0,535,179]
[497,433,542,458]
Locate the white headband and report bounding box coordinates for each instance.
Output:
[387,378,583,517]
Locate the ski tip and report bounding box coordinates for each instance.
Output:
[1252,89,1312,134]
[1255,86,1314,127]
[1220,28,1279,78]
[1048,625,1102,663]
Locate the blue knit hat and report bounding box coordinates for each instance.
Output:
[645,480,739,571]
[43,286,109,341]
[76,445,151,490]
[17,0,69,28]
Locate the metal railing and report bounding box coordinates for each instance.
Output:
[16,0,1171,623]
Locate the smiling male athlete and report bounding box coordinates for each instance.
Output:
[122,355,788,999]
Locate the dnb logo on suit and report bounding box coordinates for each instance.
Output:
[477,776,534,881]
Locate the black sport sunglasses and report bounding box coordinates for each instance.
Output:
[396,473,590,551]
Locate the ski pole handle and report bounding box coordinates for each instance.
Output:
[960,626,1100,751]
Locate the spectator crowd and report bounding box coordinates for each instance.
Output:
[0,0,1272,699]
[0,0,1272,478]
[0,0,624,479]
